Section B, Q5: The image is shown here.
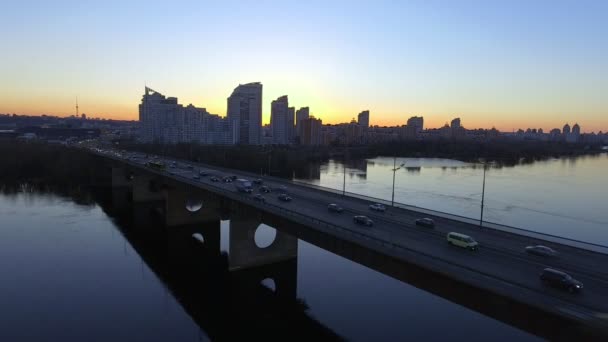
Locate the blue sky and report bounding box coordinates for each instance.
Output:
[1,0,606,131]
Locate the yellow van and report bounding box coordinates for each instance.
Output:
[447,232,479,251]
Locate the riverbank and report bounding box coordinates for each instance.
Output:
[113,140,604,178]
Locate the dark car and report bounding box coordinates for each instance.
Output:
[230,175,238,180]
[278,193,292,202]
[327,203,344,213]
[199,171,209,177]
[415,218,435,228]
[210,176,219,182]
[369,203,386,212]
[253,179,263,185]
[525,245,558,257]
[353,215,374,227]
[260,186,272,193]
[222,177,233,183]
[253,194,265,203]
[540,268,583,293]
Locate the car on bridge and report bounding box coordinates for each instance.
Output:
[222,177,233,183]
[193,174,200,180]
[253,179,263,185]
[199,171,209,177]
[210,176,219,182]
[415,218,435,228]
[278,194,292,202]
[447,232,479,251]
[540,268,583,293]
[525,245,558,257]
[327,203,344,213]
[369,203,386,212]
[353,215,374,227]
[260,186,271,193]
[253,194,265,203]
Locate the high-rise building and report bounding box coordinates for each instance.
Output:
[270,95,290,144]
[300,116,323,145]
[451,117,461,129]
[227,82,263,145]
[139,87,232,145]
[407,116,424,132]
[296,107,310,139]
[358,110,370,129]
[287,106,295,143]
[139,87,206,144]
[563,123,571,134]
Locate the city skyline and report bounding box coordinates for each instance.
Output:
[1,1,607,132]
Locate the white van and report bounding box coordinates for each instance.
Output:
[447,232,479,251]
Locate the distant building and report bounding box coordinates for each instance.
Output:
[139,87,233,144]
[450,118,465,139]
[358,110,370,129]
[300,116,322,145]
[563,123,571,135]
[227,82,263,145]
[270,95,290,144]
[295,107,310,139]
[287,106,295,143]
[568,123,581,143]
[407,116,424,133]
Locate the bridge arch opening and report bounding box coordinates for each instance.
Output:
[192,233,205,244]
[185,198,203,212]
[254,224,276,249]
[260,278,276,292]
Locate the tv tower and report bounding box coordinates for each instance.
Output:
[75,96,79,117]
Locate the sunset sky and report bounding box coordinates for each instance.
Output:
[1,0,606,132]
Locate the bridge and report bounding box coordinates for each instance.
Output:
[85,146,608,338]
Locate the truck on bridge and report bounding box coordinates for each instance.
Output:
[235,179,253,193]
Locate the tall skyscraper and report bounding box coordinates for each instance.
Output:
[296,107,310,139]
[563,123,571,134]
[271,95,290,144]
[451,117,461,129]
[358,110,370,129]
[227,82,263,145]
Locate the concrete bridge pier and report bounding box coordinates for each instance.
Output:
[132,175,164,203]
[229,215,298,300]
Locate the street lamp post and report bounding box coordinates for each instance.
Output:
[391,156,405,207]
[479,161,488,227]
[342,156,346,196]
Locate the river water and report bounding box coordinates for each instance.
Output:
[294,153,608,246]
[0,187,542,341]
